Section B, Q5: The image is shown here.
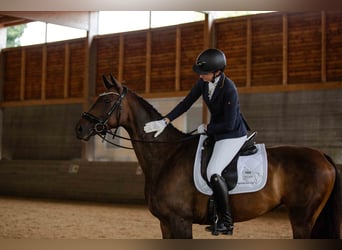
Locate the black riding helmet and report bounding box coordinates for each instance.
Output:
[192,48,227,74]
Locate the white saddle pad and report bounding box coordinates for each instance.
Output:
[193,135,268,196]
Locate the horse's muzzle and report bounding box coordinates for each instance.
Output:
[75,122,93,141]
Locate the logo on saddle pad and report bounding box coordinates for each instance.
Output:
[193,135,268,196]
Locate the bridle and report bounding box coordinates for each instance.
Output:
[81,87,128,146]
[81,86,198,149]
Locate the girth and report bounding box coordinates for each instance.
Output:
[200,132,258,191]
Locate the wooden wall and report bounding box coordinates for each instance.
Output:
[1,11,342,106]
[0,10,341,161]
[240,88,342,164]
[0,159,340,204]
[0,11,342,202]
[2,38,86,104]
[0,160,145,203]
[94,22,204,95]
[1,104,82,160]
[216,11,342,88]
[92,11,342,96]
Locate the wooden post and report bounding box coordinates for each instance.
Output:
[202,12,215,124]
[41,46,47,100]
[175,27,181,91]
[145,30,151,93]
[321,11,327,83]
[203,12,214,48]
[0,27,6,102]
[64,43,70,98]
[20,48,26,100]
[0,27,6,160]
[282,13,288,85]
[118,34,124,82]
[82,11,99,161]
[246,17,252,87]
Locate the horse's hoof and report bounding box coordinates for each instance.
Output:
[222,230,233,235]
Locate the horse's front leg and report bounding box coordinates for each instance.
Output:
[159,217,193,239]
[160,221,172,238]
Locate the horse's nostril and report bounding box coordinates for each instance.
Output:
[76,125,83,135]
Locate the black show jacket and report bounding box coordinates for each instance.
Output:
[165,73,248,141]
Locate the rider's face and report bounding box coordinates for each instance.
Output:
[199,72,214,83]
[199,70,221,83]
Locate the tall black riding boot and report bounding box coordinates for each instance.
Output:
[210,174,234,235]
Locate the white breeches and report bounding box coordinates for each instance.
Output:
[206,135,247,180]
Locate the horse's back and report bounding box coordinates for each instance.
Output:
[266,145,335,172]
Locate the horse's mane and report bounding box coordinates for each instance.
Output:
[134,92,163,118]
[128,88,188,137]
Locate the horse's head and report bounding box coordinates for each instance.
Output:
[75,75,128,141]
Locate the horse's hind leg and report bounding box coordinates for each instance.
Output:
[283,150,337,238]
[288,213,315,238]
[287,190,331,238]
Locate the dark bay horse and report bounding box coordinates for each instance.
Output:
[75,75,341,239]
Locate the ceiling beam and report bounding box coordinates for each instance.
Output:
[0,11,91,30]
[0,15,31,27]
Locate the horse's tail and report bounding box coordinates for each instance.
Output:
[311,154,341,238]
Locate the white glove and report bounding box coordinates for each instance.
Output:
[144,119,168,137]
[197,124,207,134]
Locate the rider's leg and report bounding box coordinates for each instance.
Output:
[210,174,233,234]
[206,136,247,235]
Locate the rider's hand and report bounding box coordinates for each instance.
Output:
[144,118,169,137]
[197,124,207,134]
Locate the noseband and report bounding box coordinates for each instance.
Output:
[82,86,128,135]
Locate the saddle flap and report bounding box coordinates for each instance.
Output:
[194,139,268,196]
[200,132,259,191]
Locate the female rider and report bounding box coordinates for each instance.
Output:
[144,48,248,235]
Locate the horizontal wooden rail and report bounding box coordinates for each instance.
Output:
[0,97,84,108]
[1,81,341,107]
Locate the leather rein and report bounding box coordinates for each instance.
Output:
[81,86,198,150]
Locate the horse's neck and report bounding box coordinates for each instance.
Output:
[124,94,186,180]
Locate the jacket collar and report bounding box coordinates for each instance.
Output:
[208,72,225,102]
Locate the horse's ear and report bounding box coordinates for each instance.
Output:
[109,74,122,93]
[102,75,114,90]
